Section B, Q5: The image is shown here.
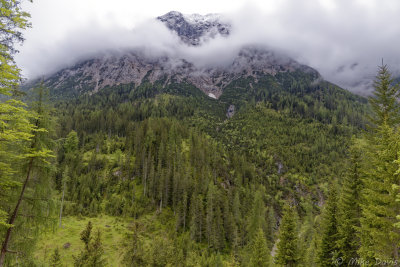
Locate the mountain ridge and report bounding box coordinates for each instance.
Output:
[25,11,322,100]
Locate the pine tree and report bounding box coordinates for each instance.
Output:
[336,140,363,262]
[246,189,266,242]
[190,193,204,242]
[123,222,145,266]
[64,130,79,155]
[1,83,55,265]
[248,227,270,267]
[232,190,242,253]
[318,186,339,267]
[50,247,62,267]
[206,182,215,248]
[368,64,400,128]
[80,221,93,249]
[275,204,299,266]
[358,64,400,261]
[265,206,276,248]
[86,230,106,267]
[0,0,33,231]
[74,221,106,267]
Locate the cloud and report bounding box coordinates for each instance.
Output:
[15,0,400,95]
[222,0,400,94]
[16,19,181,78]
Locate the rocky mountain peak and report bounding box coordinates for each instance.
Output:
[157,11,230,45]
[28,11,321,99]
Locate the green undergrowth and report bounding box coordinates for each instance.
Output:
[34,215,131,266]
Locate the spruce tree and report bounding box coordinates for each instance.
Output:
[358,64,400,261]
[74,221,105,267]
[368,64,400,128]
[86,230,106,267]
[318,186,339,267]
[336,140,363,262]
[50,247,62,267]
[275,204,299,266]
[206,182,215,248]
[80,221,93,249]
[246,189,266,241]
[248,227,270,267]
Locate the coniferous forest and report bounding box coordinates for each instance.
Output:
[2,1,400,267]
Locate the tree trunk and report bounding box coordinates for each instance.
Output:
[59,180,65,228]
[0,158,34,266]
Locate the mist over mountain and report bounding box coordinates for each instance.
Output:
[29,11,321,99]
[16,1,400,95]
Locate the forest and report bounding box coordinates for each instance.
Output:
[2,1,400,267]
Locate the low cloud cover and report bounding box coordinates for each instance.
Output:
[16,0,400,94]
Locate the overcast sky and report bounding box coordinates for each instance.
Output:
[15,0,400,94]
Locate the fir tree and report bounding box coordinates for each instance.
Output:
[368,64,400,128]
[74,221,106,267]
[86,230,106,267]
[50,247,62,267]
[80,221,93,249]
[123,222,145,266]
[336,140,363,262]
[358,65,400,261]
[248,227,270,267]
[246,189,266,241]
[318,186,339,267]
[275,204,299,266]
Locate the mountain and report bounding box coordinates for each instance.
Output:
[29,11,319,100]
[157,11,230,45]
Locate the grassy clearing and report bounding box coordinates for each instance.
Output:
[34,215,132,266]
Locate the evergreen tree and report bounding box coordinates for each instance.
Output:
[336,140,363,262]
[206,182,215,248]
[80,221,93,249]
[0,0,32,230]
[74,221,106,267]
[248,227,270,267]
[246,189,266,241]
[123,222,145,266]
[368,64,400,128]
[189,193,204,243]
[50,247,62,267]
[275,204,299,266]
[86,230,106,267]
[0,83,55,265]
[358,65,400,261]
[318,186,339,267]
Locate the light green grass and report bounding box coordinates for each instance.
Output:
[34,215,132,266]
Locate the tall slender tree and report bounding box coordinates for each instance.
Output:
[336,140,363,261]
[0,83,55,265]
[318,185,339,266]
[248,227,270,267]
[0,0,32,228]
[246,189,266,241]
[368,64,400,128]
[359,64,400,261]
[275,204,299,266]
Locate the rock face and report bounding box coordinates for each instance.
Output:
[37,11,320,98]
[157,11,230,46]
[226,105,235,118]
